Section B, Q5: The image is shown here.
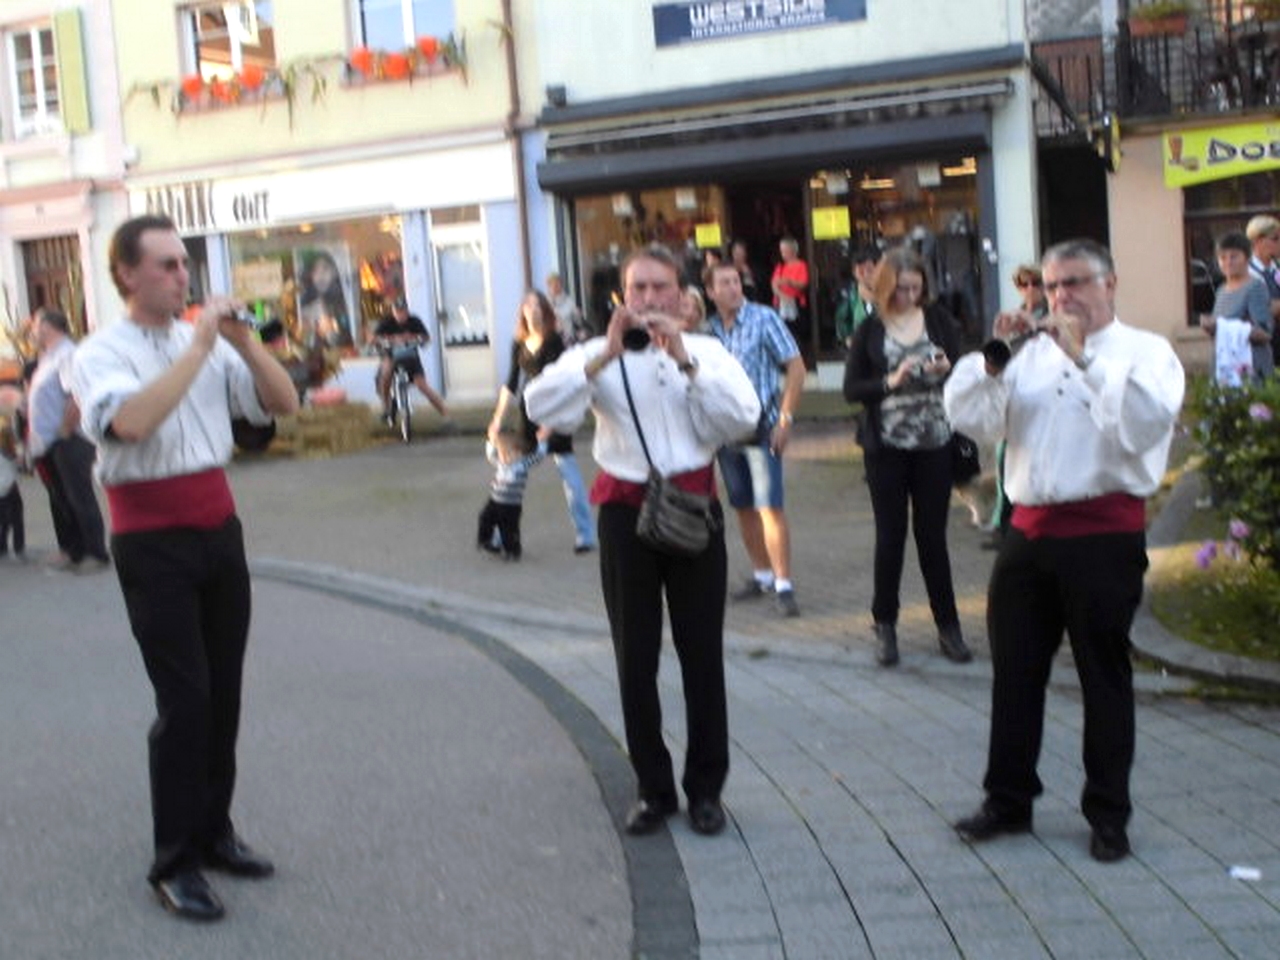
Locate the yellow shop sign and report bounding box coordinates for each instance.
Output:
[1164,121,1280,188]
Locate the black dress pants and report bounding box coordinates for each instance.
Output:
[111,517,252,881]
[983,528,1147,831]
[39,435,108,562]
[863,444,959,628]
[598,501,728,806]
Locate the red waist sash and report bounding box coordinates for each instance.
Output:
[1011,493,1145,540]
[590,463,716,508]
[105,468,236,534]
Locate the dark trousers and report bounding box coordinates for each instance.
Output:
[477,499,522,557]
[37,435,108,562]
[864,444,958,628]
[983,529,1147,831]
[111,517,252,881]
[0,482,23,554]
[598,501,729,806]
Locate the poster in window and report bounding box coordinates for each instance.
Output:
[294,245,355,349]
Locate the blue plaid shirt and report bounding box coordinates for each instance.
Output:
[709,300,800,430]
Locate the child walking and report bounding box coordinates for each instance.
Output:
[0,419,25,561]
[477,432,547,560]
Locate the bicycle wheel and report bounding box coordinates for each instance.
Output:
[396,376,412,443]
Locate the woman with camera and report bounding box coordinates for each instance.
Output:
[843,247,971,668]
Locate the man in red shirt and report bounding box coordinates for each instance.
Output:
[771,237,809,359]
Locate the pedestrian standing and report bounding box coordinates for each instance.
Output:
[843,247,970,666]
[706,262,806,617]
[0,418,24,560]
[524,244,760,837]
[488,290,596,554]
[26,307,109,571]
[71,214,299,921]
[945,239,1184,863]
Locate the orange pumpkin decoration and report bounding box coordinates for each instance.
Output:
[382,52,411,80]
[349,46,375,76]
[416,35,440,63]
[180,74,205,100]
[239,64,265,91]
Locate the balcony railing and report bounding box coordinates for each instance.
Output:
[1032,10,1280,137]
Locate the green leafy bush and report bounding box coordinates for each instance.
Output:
[1188,375,1280,570]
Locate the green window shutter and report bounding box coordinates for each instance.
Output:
[53,9,91,135]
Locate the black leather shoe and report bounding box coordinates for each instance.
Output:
[152,869,225,921]
[1090,825,1131,863]
[874,623,899,667]
[938,624,973,663]
[624,798,677,836]
[204,834,275,878]
[688,798,726,836]
[954,805,1032,843]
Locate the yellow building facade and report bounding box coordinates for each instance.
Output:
[113,0,528,403]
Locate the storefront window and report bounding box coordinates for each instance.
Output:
[1183,169,1280,323]
[569,154,983,358]
[807,156,983,349]
[226,215,404,384]
[574,185,726,329]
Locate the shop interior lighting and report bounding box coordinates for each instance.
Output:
[298,223,314,233]
[942,157,978,177]
[859,177,896,190]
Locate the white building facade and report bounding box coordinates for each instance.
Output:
[514,0,1042,368]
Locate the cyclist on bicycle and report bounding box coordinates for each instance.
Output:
[374,298,449,423]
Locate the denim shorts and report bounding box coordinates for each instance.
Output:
[717,442,785,510]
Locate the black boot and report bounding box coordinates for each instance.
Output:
[874,623,899,667]
[939,623,973,663]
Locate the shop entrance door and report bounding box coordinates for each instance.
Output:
[431,223,493,404]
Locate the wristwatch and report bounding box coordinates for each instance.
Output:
[778,411,794,425]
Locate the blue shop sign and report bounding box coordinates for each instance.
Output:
[653,0,866,47]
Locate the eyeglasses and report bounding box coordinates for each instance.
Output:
[1014,278,1042,288]
[1043,273,1102,296]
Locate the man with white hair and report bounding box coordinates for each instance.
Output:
[945,239,1184,864]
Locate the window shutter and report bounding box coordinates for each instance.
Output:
[53,9,91,135]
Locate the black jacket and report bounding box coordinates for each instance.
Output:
[842,303,962,453]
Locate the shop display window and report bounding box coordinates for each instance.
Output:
[573,185,727,329]
[806,157,983,349]
[226,215,405,386]
[569,155,983,358]
[1183,169,1280,325]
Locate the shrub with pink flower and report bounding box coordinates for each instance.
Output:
[1189,376,1280,571]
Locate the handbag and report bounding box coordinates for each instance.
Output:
[619,355,720,556]
[950,430,981,485]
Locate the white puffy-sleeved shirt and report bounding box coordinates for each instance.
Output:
[943,319,1184,506]
[524,333,761,483]
[71,317,271,486]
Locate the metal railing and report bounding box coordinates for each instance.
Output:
[1032,7,1279,136]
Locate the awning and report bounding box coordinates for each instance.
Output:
[537,80,1009,195]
